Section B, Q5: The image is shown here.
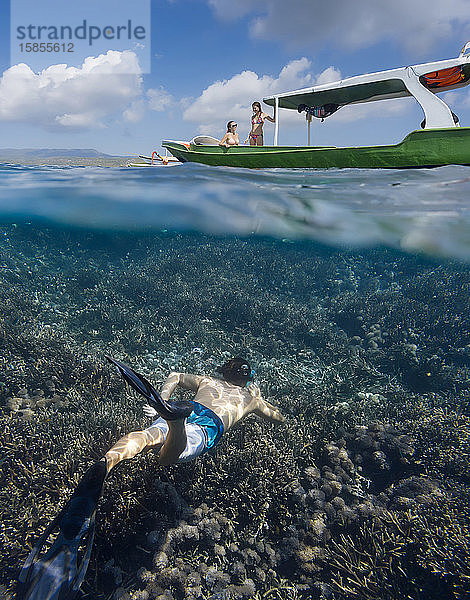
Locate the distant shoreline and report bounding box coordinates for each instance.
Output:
[0,156,140,167]
[0,148,147,167]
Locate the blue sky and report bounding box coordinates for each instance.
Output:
[1,0,470,154]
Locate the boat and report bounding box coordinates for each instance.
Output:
[162,43,470,169]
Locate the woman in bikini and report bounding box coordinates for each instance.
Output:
[219,121,239,147]
[244,101,276,146]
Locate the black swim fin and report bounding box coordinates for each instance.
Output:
[17,460,106,600]
[106,356,193,420]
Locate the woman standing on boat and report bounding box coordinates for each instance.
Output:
[245,101,275,146]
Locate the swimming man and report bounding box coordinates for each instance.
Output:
[18,356,285,600]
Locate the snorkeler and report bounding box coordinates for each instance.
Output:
[18,356,285,600]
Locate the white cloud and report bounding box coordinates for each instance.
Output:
[56,112,101,128]
[315,67,342,86]
[123,100,146,123]
[183,57,318,134]
[147,87,174,112]
[208,0,470,54]
[182,58,416,136]
[0,50,143,130]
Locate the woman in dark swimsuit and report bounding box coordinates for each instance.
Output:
[245,101,275,146]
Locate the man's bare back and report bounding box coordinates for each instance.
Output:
[159,372,285,431]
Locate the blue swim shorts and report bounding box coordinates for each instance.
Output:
[146,401,224,463]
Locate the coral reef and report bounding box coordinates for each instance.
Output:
[1,225,470,599]
[325,488,470,600]
[407,406,470,483]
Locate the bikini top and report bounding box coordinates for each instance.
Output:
[252,113,264,125]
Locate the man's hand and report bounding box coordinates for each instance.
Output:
[247,382,262,399]
[143,403,157,419]
[256,400,286,423]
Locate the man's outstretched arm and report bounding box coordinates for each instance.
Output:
[254,399,286,423]
[248,385,285,423]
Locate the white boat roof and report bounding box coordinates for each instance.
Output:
[264,54,470,109]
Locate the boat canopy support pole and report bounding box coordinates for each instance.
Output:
[403,67,457,128]
[274,97,279,146]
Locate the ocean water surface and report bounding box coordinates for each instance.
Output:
[1,162,470,258]
[1,162,469,600]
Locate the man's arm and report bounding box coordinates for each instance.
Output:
[248,384,285,423]
[159,372,203,401]
[253,399,286,423]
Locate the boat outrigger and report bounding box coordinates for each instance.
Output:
[163,43,470,169]
[127,151,180,167]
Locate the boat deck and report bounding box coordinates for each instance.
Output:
[162,128,470,169]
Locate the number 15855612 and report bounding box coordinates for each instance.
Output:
[19,42,74,52]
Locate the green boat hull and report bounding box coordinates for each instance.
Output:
[162,128,470,169]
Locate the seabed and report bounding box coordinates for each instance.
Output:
[1,226,469,600]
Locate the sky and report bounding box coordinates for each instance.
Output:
[1,0,470,155]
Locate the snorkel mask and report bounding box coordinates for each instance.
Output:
[238,363,256,384]
[217,358,255,387]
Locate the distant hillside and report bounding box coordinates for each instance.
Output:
[0,148,136,166]
[0,148,119,158]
